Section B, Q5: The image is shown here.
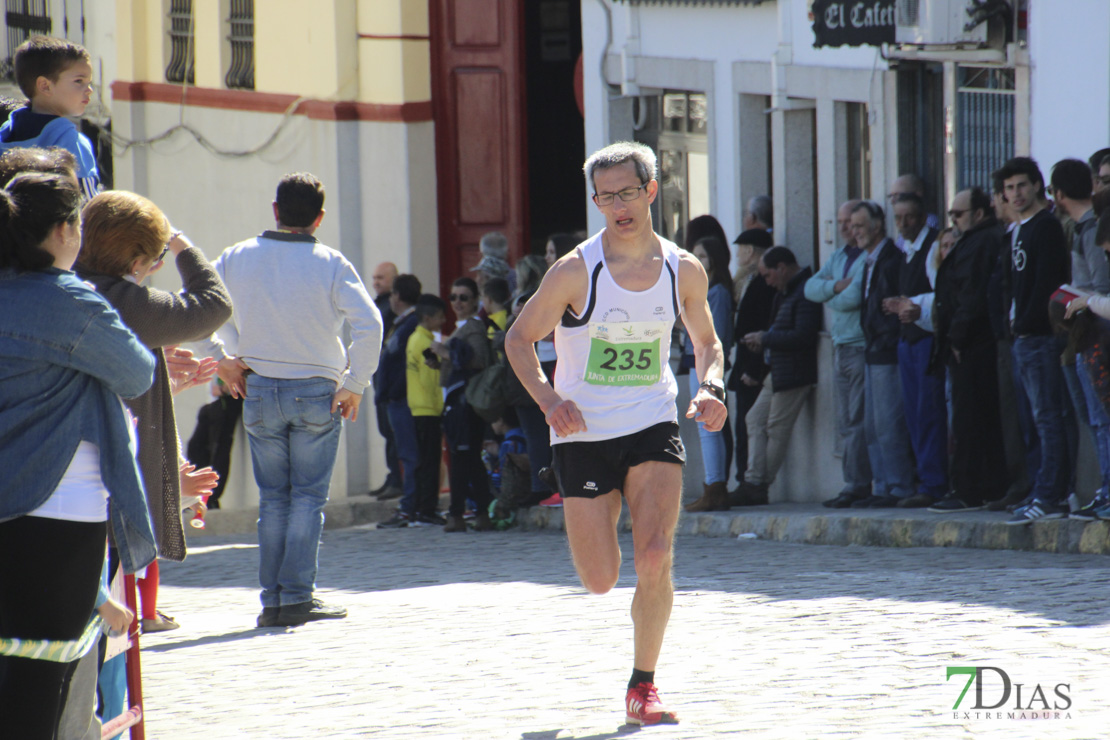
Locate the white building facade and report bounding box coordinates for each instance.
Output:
[580,0,1110,501]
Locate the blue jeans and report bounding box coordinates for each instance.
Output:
[689,372,727,484]
[1011,336,1072,504]
[864,363,916,499]
[897,337,949,497]
[834,345,870,493]
[243,376,342,608]
[1075,354,1110,494]
[386,399,420,516]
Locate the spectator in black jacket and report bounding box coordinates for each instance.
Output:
[728,229,776,489]
[377,273,425,527]
[929,187,1008,511]
[732,246,820,505]
[854,200,917,508]
[999,156,1075,524]
[370,261,402,499]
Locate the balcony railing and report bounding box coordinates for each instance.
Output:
[165,0,195,84]
[225,0,253,89]
[3,0,51,82]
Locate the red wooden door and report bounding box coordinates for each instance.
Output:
[430,0,529,300]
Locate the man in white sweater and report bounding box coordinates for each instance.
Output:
[204,173,382,628]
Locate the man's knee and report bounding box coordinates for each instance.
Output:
[576,560,620,595]
[633,537,673,581]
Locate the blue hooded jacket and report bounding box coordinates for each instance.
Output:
[0,107,100,199]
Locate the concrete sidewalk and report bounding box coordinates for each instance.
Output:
[192,495,1110,555]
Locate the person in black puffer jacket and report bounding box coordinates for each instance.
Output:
[732,246,820,505]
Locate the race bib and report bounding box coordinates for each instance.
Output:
[584,321,666,386]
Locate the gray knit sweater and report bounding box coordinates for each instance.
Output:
[77,247,233,562]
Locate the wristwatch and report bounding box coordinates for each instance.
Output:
[698,378,725,402]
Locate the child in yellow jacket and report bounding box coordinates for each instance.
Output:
[406,294,447,523]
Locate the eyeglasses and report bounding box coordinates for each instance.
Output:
[449,293,473,302]
[156,230,181,263]
[947,209,969,220]
[592,183,648,206]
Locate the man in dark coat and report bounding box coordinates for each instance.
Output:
[929,187,1008,510]
[733,246,821,505]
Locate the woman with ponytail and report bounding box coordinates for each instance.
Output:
[0,172,157,738]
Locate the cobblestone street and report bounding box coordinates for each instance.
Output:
[142,526,1110,739]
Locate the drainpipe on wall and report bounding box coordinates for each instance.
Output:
[618,1,640,97]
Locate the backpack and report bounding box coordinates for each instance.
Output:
[492,432,530,523]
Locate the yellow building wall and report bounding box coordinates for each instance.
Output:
[115,0,432,105]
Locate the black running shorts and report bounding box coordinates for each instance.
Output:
[551,421,686,499]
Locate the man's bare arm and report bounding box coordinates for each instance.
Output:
[678,253,728,432]
[505,254,588,437]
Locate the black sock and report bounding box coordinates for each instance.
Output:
[629,668,654,689]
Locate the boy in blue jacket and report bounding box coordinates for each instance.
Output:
[0,36,99,198]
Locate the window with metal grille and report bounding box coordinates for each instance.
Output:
[166,0,195,84]
[225,0,253,90]
[3,0,51,81]
[956,66,1014,192]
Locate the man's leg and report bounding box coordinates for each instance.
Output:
[563,490,623,595]
[762,384,814,486]
[743,376,773,485]
[623,461,683,673]
[837,345,871,493]
[413,415,443,518]
[732,381,761,485]
[387,399,420,518]
[1011,336,1069,506]
[868,363,916,499]
[242,378,292,609]
[277,379,343,612]
[375,400,402,490]
[901,337,948,498]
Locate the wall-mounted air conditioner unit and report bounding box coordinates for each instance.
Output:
[895,0,991,46]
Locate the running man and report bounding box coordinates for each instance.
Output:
[505,141,727,725]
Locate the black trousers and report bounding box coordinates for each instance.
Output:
[0,516,107,740]
[950,341,1008,504]
[413,416,443,516]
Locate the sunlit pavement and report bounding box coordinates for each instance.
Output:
[142,526,1110,739]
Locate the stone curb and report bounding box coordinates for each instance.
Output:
[515,504,1110,555]
[189,497,1110,555]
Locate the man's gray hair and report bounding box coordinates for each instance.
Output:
[479,231,509,259]
[747,195,773,229]
[583,141,657,192]
[851,199,886,230]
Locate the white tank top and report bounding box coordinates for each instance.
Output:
[552,230,682,444]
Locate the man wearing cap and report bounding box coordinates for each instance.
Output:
[805,199,872,507]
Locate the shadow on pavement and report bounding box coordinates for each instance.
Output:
[521,727,640,740]
[162,528,1110,630]
[141,627,280,653]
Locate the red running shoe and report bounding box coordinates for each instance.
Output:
[625,682,679,725]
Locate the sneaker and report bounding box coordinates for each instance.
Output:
[377,511,412,528]
[276,599,348,626]
[140,611,180,633]
[927,496,983,513]
[1070,493,1110,521]
[625,682,679,726]
[256,606,280,628]
[1094,502,1110,520]
[1006,500,1069,526]
[539,493,563,507]
[416,511,447,526]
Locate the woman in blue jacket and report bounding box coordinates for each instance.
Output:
[0,172,156,738]
[682,235,735,511]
